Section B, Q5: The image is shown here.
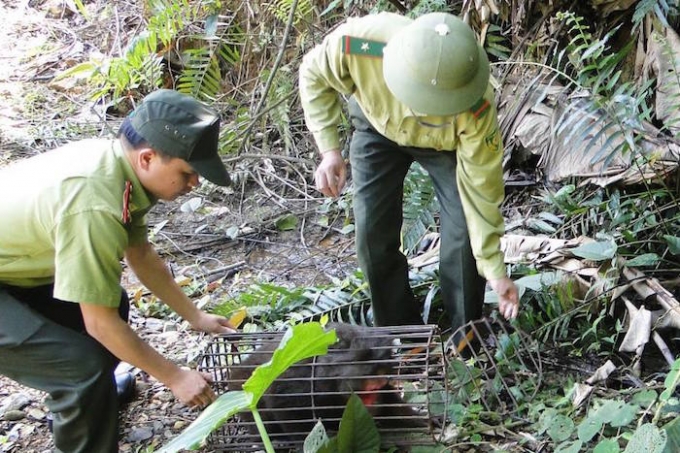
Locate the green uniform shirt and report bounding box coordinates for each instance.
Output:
[0,139,154,306]
[299,12,507,280]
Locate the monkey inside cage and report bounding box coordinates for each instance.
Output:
[198,323,448,452]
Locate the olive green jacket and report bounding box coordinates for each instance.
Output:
[0,139,154,306]
[299,12,507,280]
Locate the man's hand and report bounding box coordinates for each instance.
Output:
[190,312,235,335]
[314,149,346,198]
[167,368,217,409]
[488,276,520,320]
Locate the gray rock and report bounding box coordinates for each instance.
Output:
[126,427,154,442]
[2,409,26,421]
[0,393,31,415]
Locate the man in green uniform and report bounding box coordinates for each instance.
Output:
[0,89,234,452]
[299,12,519,334]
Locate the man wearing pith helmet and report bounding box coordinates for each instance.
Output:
[299,12,520,337]
[0,89,234,452]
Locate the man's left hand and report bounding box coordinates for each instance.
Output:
[190,312,236,334]
[488,276,520,320]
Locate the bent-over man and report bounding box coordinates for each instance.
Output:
[299,12,520,337]
[0,89,234,452]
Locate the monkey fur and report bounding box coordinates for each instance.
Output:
[229,323,428,439]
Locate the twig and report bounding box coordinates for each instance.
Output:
[236,0,299,156]
[652,332,676,367]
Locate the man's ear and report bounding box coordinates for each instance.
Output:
[137,148,156,170]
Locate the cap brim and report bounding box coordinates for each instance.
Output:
[383,44,490,116]
[190,155,231,186]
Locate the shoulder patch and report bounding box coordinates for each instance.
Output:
[470,98,491,119]
[342,36,386,58]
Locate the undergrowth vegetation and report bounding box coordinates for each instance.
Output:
[52,0,680,451]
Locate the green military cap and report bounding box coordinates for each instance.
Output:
[383,13,490,116]
[129,89,231,186]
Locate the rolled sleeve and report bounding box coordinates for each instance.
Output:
[299,25,356,153]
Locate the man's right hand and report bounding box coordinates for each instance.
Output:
[314,149,346,198]
[167,368,217,409]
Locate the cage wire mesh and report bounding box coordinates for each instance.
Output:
[446,317,542,417]
[198,324,448,452]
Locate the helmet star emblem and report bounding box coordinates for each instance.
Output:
[434,24,450,36]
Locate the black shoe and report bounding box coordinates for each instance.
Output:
[115,371,136,406]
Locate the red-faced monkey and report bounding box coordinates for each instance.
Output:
[229,323,429,439]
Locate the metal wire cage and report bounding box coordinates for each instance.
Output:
[198,324,448,452]
[446,318,543,416]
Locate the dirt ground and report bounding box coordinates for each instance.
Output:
[0,1,356,451]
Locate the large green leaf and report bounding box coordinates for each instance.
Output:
[547,414,575,442]
[555,440,583,453]
[157,322,336,453]
[594,438,621,453]
[335,394,381,453]
[663,235,680,255]
[571,240,617,261]
[662,417,680,453]
[156,390,252,452]
[243,322,337,404]
[623,423,667,453]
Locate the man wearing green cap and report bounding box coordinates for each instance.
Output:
[0,89,233,452]
[299,12,519,336]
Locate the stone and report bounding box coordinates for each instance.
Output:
[0,393,31,415]
[2,410,26,421]
[126,427,154,442]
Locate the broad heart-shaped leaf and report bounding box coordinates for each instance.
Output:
[335,394,380,453]
[625,253,661,267]
[591,400,637,427]
[593,438,621,453]
[156,390,252,453]
[547,414,575,443]
[243,322,337,405]
[608,402,639,428]
[578,416,603,443]
[623,423,667,453]
[631,389,658,408]
[663,235,680,255]
[571,240,617,261]
[661,417,680,453]
[555,439,582,453]
[660,358,680,402]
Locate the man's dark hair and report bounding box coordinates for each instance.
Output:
[118,117,149,150]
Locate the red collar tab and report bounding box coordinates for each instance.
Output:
[122,181,133,225]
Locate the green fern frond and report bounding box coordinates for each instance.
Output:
[556,11,631,98]
[213,271,373,328]
[269,0,314,25]
[402,163,439,255]
[177,47,222,101]
[177,17,244,103]
[633,0,679,29]
[147,0,192,48]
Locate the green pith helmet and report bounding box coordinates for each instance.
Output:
[383,12,490,116]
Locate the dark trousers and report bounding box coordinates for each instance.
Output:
[348,98,486,331]
[0,285,129,453]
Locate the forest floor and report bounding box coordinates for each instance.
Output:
[3,1,678,453]
[0,1,358,452]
